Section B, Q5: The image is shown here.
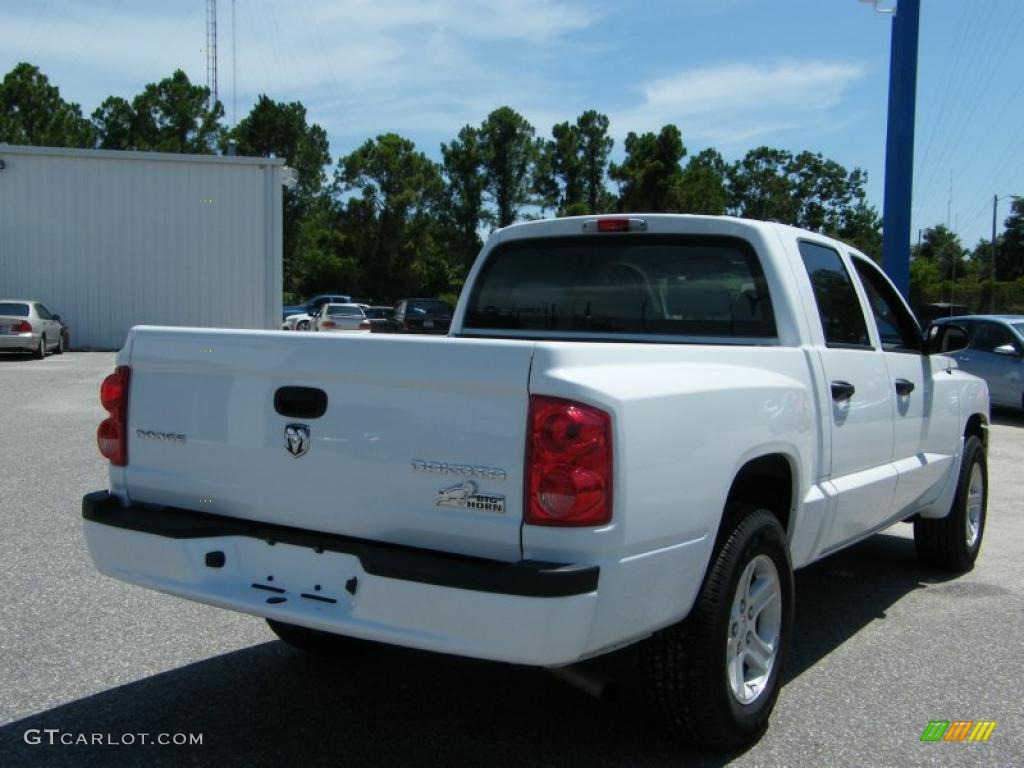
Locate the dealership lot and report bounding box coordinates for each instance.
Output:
[0,352,1021,767]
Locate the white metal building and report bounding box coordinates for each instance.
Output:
[0,145,285,349]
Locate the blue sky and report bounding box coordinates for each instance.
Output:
[2,0,1021,248]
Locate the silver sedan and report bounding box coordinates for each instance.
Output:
[932,315,1024,410]
[0,300,66,358]
[313,303,372,333]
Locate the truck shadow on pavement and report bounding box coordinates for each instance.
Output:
[0,531,959,768]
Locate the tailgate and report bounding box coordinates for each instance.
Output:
[123,327,534,561]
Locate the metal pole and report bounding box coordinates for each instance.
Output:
[232,0,237,127]
[990,194,998,312]
[881,0,921,299]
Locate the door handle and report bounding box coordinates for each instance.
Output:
[831,380,856,402]
[274,386,328,419]
[895,378,915,396]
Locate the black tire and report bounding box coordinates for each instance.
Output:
[298,320,310,331]
[34,335,46,359]
[55,332,64,354]
[914,435,987,572]
[641,508,794,751]
[266,619,372,657]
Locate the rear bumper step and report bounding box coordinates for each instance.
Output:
[82,491,598,598]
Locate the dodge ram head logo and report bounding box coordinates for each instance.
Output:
[284,424,310,458]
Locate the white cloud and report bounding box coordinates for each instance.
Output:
[614,60,867,146]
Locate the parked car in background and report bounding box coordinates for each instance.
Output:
[0,300,67,358]
[364,305,393,333]
[931,315,1024,410]
[282,313,314,332]
[282,294,352,324]
[389,298,453,334]
[313,303,371,333]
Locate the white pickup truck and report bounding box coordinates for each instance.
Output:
[83,215,989,750]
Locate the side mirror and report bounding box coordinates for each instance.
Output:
[924,324,969,355]
[993,343,1019,356]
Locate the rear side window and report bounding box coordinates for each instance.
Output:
[407,300,452,318]
[798,241,871,349]
[463,235,776,340]
[0,303,30,317]
[328,306,363,317]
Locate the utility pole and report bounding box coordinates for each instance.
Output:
[206,0,218,112]
[991,194,998,312]
[880,0,921,299]
[232,0,237,127]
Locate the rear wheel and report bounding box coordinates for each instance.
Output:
[266,619,373,657]
[34,335,46,359]
[914,435,987,571]
[642,508,794,750]
[55,332,65,354]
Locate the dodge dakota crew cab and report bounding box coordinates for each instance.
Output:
[82,215,989,750]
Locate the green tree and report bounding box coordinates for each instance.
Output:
[536,120,583,214]
[916,225,966,281]
[336,133,445,300]
[678,148,728,214]
[124,70,223,153]
[727,146,881,257]
[909,254,942,308]
[536,110,614,216]
[609,124,687,212]
[576,110,614,214]
[478,107,538,227]
[0,62,93,147]
[91,96,135,149]
[833,201,882,261]
[997,197,1024,280]
[441,124,486,272]
[227,95,332,293]
[726,147,798,223]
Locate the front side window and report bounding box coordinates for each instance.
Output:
[971,322,1018,353]
[464,235,777,340]
[852,258,922,352]
[797,241,871,349]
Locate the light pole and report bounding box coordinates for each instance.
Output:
[990,194,1021,311]
[861,0,921,299]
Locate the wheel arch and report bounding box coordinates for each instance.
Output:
[719,451,798,549]
[963,411,988,451]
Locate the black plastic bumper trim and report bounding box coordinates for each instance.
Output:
[82,491,599,598]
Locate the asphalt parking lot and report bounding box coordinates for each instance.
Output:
[0,351,1021,767]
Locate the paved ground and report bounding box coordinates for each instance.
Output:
[0,351,1021,767]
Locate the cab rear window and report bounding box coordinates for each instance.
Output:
[463,235,776,340]
[0,303,29,317]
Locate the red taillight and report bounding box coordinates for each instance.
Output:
[526,396,612,526]
[597,218,630,232]
[97,366,130,466]
[321,320,336,329]
[583,217,647,233]
[12,320,32,333]
[359,320,371,330]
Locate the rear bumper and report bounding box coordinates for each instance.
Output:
[0,333,35,351]
[82,491,602,665]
